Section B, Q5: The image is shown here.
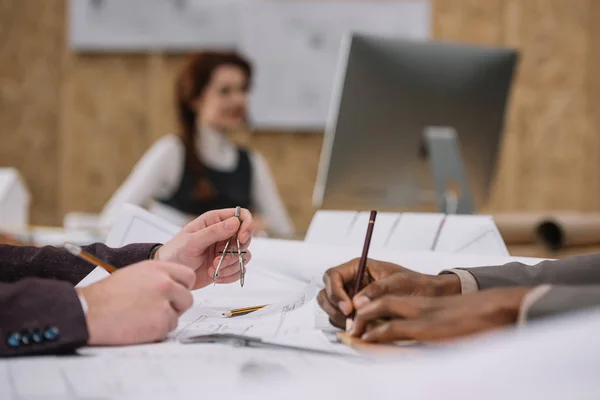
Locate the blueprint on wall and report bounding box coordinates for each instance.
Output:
[69,0,242,50]
[239,1,431,129]
[69,0,430,129]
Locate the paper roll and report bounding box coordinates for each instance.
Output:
[492,213,549,245]
[537,214,600,250]
[493,212,600,250]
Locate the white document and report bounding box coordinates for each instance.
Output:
[6,307,600,400]
[0,168,30,230]
[304,210,358,246]
[104,203,180,248]
[77,204,181,288]
[434,215,509,256]
[173,279,318,340]
[309,211,509,257]
[240,0,431,128]
[385,212,446,251]
[4,342,354,400]
[346,211,400,248]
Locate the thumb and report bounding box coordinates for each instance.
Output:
[353,280,391,309]
[188,216,240,249]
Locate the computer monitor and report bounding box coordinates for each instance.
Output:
[313,34,518,211]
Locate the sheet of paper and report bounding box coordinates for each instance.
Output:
[304,210,358,246]
[239,0,430,128]
[5,341,354,400]
[75,266,110,288]
[0,168,29,231]
[173,279,318,340]
[434,215,509,256]
[70,0,242,51]
[104,203,180,248]
[346,211,400,248]
[385,212,446,251]
[6,307,600,400]
[77,204,181,288]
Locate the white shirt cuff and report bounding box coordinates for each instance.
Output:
[78,293,89,315]
[440,269,479,294]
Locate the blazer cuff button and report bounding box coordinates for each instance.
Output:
[7,333,21,348]
[43,326,60,341]
[31,329,43,344]
[20,331,31,345]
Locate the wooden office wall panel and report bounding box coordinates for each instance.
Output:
[500,0,598,211]
[60,55,151,214]
[250,132,324,235]
[434,0,504,44]
[145,54,184,142]
[593,1,600,193]
[0,0,64,225]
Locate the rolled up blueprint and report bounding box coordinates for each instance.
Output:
[493,212,600,250]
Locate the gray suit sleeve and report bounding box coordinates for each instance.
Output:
[462,252,600,290]
[525,285,600,321]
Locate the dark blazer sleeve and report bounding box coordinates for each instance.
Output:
[0,242,159,285]
[0,242,159,357]
[0,279,88,357]
[462,252,600,290]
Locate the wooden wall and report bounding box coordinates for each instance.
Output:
[0,0,598,236]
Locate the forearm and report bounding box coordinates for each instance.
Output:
[443,270,600,324]
[521,285,600,322]
[462,252,600,290]
[0,243,158,285]
[0,279,88,357]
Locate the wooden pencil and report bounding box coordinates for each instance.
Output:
[348,210,378,320]
[64,242,117,274]
[222,304,267,317]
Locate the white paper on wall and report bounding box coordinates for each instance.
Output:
[69,0,242,51]
[239,1,431,129]
[69,0,431,129]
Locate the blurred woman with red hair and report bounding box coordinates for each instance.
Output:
[99,51,294,238]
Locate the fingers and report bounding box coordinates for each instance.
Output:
[353,275,400,308]
[184,208,254,244]
[159,262,196,290]
[351,296,424,337]
[168,309,179,333]
[208,250,252,278]
[322,259,360,316]
[208,262,243,279]
[187,217,242,251]
[361,319,423,343]
[236,210,254,244]
[317,289,346,329]
[168,282,193,316]
[156,263,194,315]
[211,249,252,270]
[215,268,245,285]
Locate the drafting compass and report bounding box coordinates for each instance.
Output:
[213,206,246,287]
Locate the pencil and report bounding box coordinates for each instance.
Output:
[64,242,117,274]
[222,304,267,317]
[348,210,378,324]
[430,215,447,251]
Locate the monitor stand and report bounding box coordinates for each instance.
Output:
[424,127,475,215]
